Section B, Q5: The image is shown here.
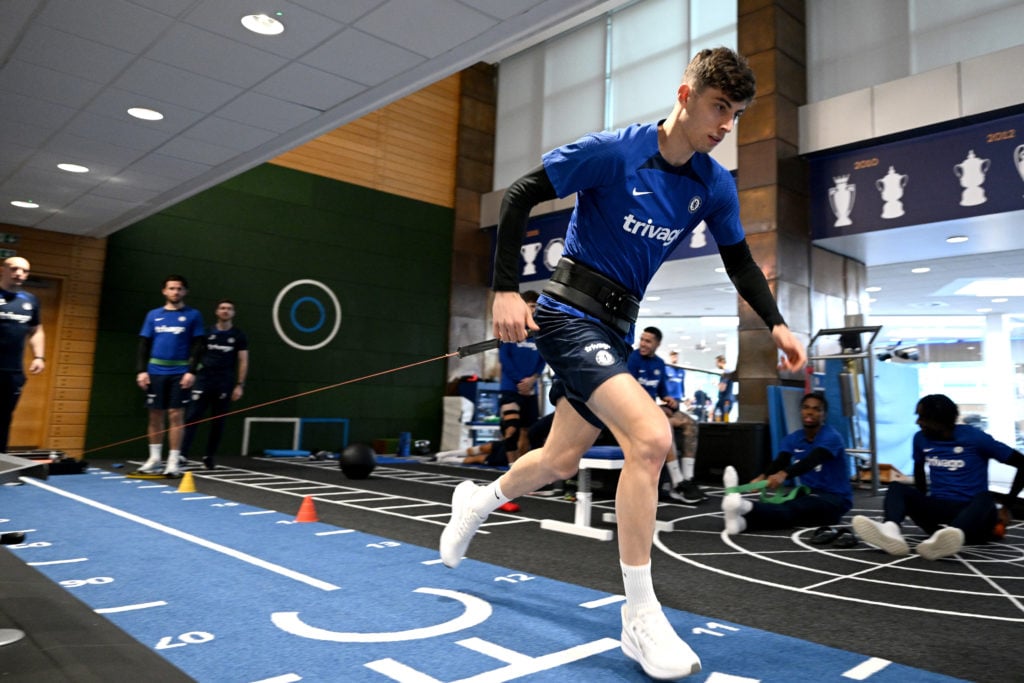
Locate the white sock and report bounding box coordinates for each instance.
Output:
[682,457,695,481]
[148,444,162,460]
[666,459,683,486]
[471,479,509,516]
[621,560,659,618]
[169,449,180,460]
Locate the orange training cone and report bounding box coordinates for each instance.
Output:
[295,495,319,523]
[177,471,196,493]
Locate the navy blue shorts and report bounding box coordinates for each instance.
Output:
[532,303,632,429]
[146,373,191,410]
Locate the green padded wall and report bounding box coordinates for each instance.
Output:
[85,164,454,460]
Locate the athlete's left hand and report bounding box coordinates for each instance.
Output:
[772,324,806,372]
[180,372,196,390]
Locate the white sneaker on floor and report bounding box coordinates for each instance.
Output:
[440,481,485,568]
[721,493,749,535]
[162,459,181,476]
[620,604,702,680]
[852,515,909,556]
[723,465,738,490]
[137,455,163,473]
[916,526,964,560]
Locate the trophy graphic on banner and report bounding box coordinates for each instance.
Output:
[875,165,908,219]
[520,242,542,276]
[954,149,990,207]
[828,175,855,227]
[1015,145,1024,194]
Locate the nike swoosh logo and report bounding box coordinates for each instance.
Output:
[632,188,653,196]
[923,448,934,452]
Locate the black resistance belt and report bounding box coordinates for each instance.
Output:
[543,257,640,336]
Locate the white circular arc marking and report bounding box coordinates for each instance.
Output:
[270,587,492,642]
[272,279,341,351]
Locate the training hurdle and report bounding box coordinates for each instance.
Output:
[539,446,674,541]
[241,417,349,456]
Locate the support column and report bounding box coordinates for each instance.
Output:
[985,313,1015,445]
[735,0,811,422]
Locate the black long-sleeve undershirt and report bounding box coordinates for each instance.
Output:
[718,240,786,330]
[492,165,558,292]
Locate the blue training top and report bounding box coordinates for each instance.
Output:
[541,121,745,301]
[914,424,1015,503]
[627,350,667,401]
[498,338,545,394]
[139,306,205,376]
[664,364,685,401]
[779,423,851,508]
[0,289,40,373]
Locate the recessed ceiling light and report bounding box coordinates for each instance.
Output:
[645,296,661,302]
[946,235,969,243]
[911,267,931,274]
[992,297,1009,303]
[10,200,39,208]
[976,308,993,313]
[714,267,726,274]
[868,298,877,303]
[127,107,164,121]
[57,163,89,173]
[241,13,284,35]
[865,286,881,292]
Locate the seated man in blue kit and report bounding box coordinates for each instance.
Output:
[853,393,1024,560]
[722,391,853,539]
[628,326,705,504]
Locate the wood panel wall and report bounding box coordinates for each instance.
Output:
[0,224,106,457]
[269,73,462,209]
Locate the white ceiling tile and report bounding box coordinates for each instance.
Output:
[91,181,161,204]
[0,117,57,148]
[256,63,366,111]
[0,59,104,109]
[157,137,239,166]
[16,24,135,83]
[124,153,212,182]
[358,0,497,58]
[461,0,546,21]
[182,0,347,59]
[289,0,387,24]
[127,0,195,17]
[301,28,424,86]
[216,92,320,133]
[37,0,172,53]
[42,133,144,168]
[111,168,185,193]
[114,59,243,111]
[61,111,177,152]
[182,117,278,151]
[146,23,287,89]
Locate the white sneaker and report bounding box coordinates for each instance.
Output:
[620,604,702,680]
[723,465,738,491]
[138,454,163,473]
[852,515,909,556]
[721,493,749,535]
[916,526,964,560]
[440,481,485,568]
[162,459,181,476]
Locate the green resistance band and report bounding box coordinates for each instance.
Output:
[724,479,810,504]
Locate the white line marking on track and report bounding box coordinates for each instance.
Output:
[315,529,354,536]
[842,657,891,679]
[182,495,215,501]
[96,601,168,613]
[241,510,277,516]
[580,595,625,609]
[28,558,88,566]
[21,477,341,592]
[250,674,302,683]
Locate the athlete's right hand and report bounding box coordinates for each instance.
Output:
[492,291,538,342]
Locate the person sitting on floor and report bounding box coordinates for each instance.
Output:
[853,393,1024,560]
[722,391,852,539]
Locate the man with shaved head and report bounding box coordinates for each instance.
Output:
[0,257,45,453]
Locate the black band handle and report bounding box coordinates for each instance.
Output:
[456,338,501,358]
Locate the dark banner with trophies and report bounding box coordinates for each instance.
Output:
[809,110,1024,239]
[495,205,724,285]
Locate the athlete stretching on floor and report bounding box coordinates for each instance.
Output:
[440,47,806,680]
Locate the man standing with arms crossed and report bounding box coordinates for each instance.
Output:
[441,47,805,679]
[0,257,45,454]
[136,275,204,476]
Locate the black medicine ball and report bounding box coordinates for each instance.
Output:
[339,443,376,479]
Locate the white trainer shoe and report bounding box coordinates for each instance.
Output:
[620,604,702,680]
[723,465,738,491]
[916,526,964,560]
[852,515,909,556]
[440,481,485,568]
[138,454,163,473]
[721,493,749,535]
[162,458,181,477]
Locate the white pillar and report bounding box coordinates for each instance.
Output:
[984,314,1015,445]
